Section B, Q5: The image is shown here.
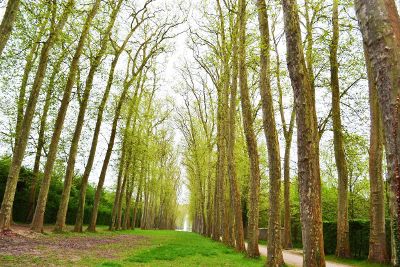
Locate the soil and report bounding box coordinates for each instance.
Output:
[0,224,148,266]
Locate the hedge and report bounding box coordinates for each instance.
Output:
[0,157,113,226]
[291,218,391,259]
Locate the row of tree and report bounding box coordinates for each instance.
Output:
[0,0,181,233]
[179,0,400,266]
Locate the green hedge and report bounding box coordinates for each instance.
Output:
[291,218,391,259]
[0,157,113,226]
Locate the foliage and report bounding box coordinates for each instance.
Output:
[0,157,113,225]
[291,219,391,259]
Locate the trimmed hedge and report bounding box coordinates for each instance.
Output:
[291,218,391,259]
[0,157,113,226]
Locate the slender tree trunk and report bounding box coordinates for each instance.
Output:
[330,0,351,258]
[0,0,20,57]
[15,21,47,145]
[87,66,137,231]
[226,11,245,252]
[238,0,260,258]
[273,24,295,249]
[74,53,122,233]
[281,0,325,265]
[355,1,400,264]
[256,0,284,265]
[365,48,388,263]
[26,52,65,222]
[31,0,104,232]
[132,169,143,230]
[0,0,75,231]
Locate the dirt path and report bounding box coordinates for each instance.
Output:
[258,244,351,267]
[0,224,148,266]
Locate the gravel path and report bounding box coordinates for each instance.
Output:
[257,244,352,267]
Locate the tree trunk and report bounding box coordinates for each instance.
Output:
[31,0,104,232]
[256,0,284,265]
[238,0,261,258]
[354,1,400,265]
[15,21,47,146]
[0,0,74,231]
[365,48,388,263]
[273,23,295,249]
[226,9,245,252]
[0,0,20,56]
[281,0,326,265]
[74,52,122,233]
[330,0,351,258]
[26,51,66,222]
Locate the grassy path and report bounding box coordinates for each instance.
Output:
[0,226,265,266]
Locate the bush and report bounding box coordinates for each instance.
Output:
[291,218,391,259]
[0,157,114,226]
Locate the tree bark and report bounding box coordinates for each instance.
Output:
[256,0,284,265]
[238,0,260,258]
[355,1,400,264]
[272,23,295,249]
[281,0,325,265]
[0,0,20,57]
[74,52,121,233]
[15,21,47,146]
[226,8,245,252]
[0,0,74,231]
[31,0,105,232]
[26,51,66,222]
[365,48,388,263]
[330,0,351,258]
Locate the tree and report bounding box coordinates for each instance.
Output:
[238,0,261,258]
[0,0,75,231]
[0,0,20,56]
[354,0,400,264]
[31,0,106,232]
[365,48,388,263]
[281,0,325,265]
[330,0,350,258]
[256,0,284,265]
[26,49,68,222]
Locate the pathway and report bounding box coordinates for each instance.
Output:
[257,244,351,267]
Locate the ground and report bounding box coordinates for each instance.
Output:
[0,225,264,266]
[0,225,389,267]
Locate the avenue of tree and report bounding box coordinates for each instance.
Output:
[0,0,399,267]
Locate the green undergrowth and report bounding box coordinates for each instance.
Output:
[93,230,265,266]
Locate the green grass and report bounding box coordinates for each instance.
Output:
[88,230,265,266]
[325,255,390,267]
[0,228,266,266]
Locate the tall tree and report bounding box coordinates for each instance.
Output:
[272,20,295,249]
[330,0,350,258]
[31,0,105,232]
[365,48,388,263]
[76,27,136,232]
[238,0,261,258]
[53,0,118,232]
[15,19,48,146]
[226,4,245,252]
[0,0,75,231]
[0,0,20,56]
[26,50,67,222]
[256,0,284,265]
[281,0,326,265]
[87,23,173,231]
[354,0,400,264]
